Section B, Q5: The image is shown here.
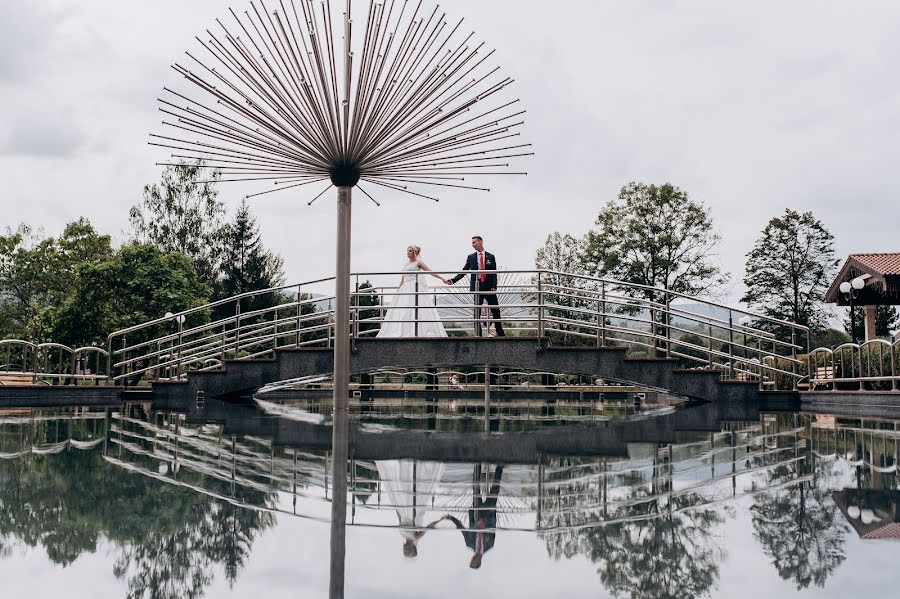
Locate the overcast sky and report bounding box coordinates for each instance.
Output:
[2,0,899,306]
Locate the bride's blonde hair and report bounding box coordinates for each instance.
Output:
[408,244,421,257]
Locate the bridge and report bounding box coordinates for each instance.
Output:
[6,267,887,406]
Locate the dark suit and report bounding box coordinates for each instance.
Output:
[447,465,504,557]
[449,251,505,336]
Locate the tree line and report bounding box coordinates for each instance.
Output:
[0,162,285,349]
[534,182,897,347]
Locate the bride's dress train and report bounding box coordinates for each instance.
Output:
[377,261,447,338]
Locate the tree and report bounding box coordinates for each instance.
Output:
[0,220,113,341]
[353,280,381,335]
[534,232,596,344]
[535,232,587,283]
[844,305,899,340]
[583,182,727,303]
[52,244,211,350]
[216,200,286,322]
[129,162,225,287]
[220,200,284,297]
[751,457,848,589]
[742,210,838,337]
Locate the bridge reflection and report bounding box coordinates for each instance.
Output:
[2,403,898,596]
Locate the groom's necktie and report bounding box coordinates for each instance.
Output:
[479,252,485,283]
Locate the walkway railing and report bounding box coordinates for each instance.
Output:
[0,340,109,385]
[807,340,900,392]
[106,269,810,391]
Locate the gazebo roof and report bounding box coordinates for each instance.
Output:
[825,253,900,306]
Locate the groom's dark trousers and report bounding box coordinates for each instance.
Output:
[449,251,505,337]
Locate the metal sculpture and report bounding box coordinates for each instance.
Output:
[151,2,529,594]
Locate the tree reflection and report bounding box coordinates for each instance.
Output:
[0,436,274,598]
[751,458,848,589]
[540,460,726,599]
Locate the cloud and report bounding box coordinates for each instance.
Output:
[0,111,87,157]
[0,3,64,83]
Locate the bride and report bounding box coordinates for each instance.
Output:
[377,245,450,338]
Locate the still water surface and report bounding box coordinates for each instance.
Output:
[0,398,898,598]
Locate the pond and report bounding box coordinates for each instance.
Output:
[0,397,897,598]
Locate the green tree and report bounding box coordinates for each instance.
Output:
[52,244,211,350]
[353,280,381,335]
[844,305,899,340]
[130,162,225,287]
[0,220,112,341]
[583,182,727,303]
[220,200,284,297]
[215,199,286,323]
[534,232,596,345]
[742,210,838,337]
[809,328,850,350]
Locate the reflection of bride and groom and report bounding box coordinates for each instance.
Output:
[375,235,506,339]
[375,460,505,569]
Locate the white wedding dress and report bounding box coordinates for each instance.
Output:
[376,261,448,338]
[376,460,445,538]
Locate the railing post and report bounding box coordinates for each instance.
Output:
[233,300,241,360]
[859,345,865,391]
[891,343,897,392]
[665,292,671,359]
[353,276,360,351]
[707,323,714,368]
[536,272,544,344]
[221,323,227,365]
[32,344,38,384]
[122,336,128,388]
[728,311,734,380]
[176,317,184,378]
[600,282,607,347]
[273,307,279,353]
[791,329,797,391]
[296,284,303,347]
[106,336,113,384]
[414,276,419,337]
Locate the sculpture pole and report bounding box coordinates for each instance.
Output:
[330,186,351,598]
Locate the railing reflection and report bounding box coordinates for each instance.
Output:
[6,407,900,595]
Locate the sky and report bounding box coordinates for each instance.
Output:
[2,0,900,307]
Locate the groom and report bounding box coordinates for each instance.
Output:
[448,236,505,337]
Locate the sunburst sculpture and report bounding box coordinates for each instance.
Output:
[152,0,530,203]
[152,3,529,594]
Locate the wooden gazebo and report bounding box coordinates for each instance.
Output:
[825,253,900,341]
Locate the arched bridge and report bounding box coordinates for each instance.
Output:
[103,269,810,403]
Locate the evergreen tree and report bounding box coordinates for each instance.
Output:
[843,305,899,340]
[742,209,837,339]
[216,200,286,320]
[219,200,285,299]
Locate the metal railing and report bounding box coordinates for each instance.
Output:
[0,340,109,385]
[105,269,809,391]
[807,339,900,392]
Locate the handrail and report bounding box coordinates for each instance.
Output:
[0,339,110,384]
[101,268,814,390]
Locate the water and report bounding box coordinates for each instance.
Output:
[0,398,898,598]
